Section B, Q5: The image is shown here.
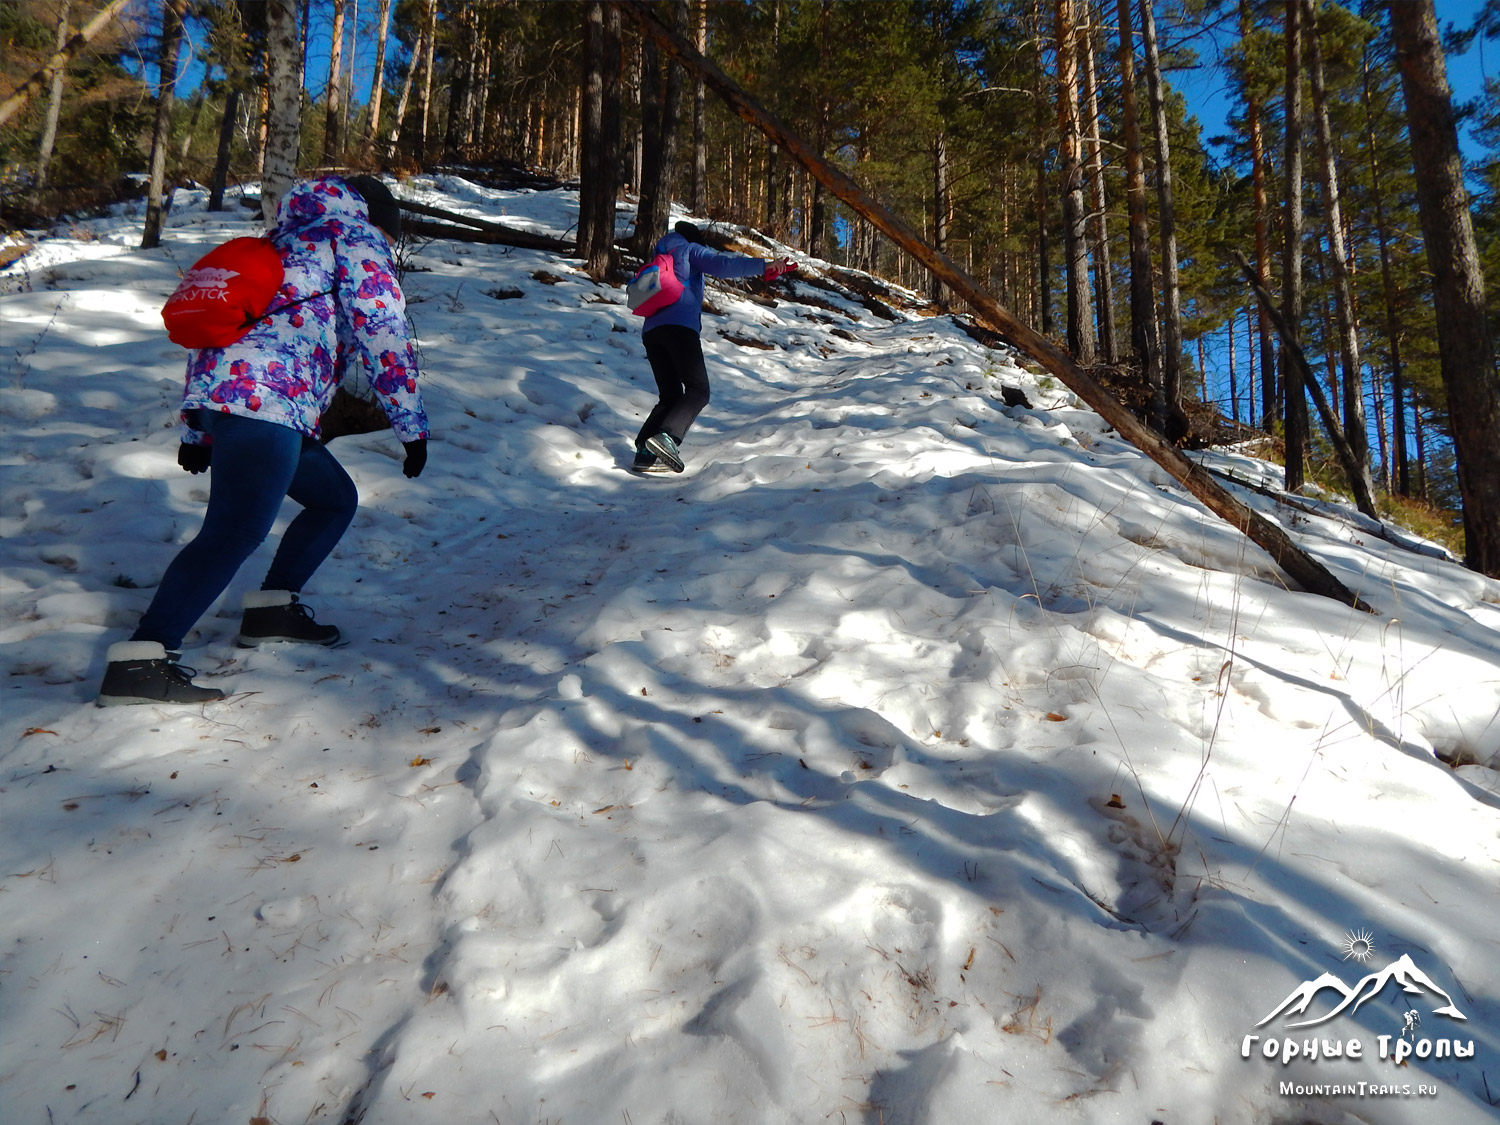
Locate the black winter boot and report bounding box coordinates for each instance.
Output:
[97,642,226,707]
[237,591,341,648]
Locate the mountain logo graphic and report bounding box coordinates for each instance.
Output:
[1256,953,1468,1030]
[181,266,240,291]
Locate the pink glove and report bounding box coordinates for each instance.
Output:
[764,257,797,282]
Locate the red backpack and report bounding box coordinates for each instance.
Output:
[161,237,287,349]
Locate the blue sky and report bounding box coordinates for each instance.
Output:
[1172,0,1495,165]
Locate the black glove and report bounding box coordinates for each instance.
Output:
[178,443,211,474]
[402,438,428,479]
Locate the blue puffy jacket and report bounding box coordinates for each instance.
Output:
[180,177,429,444]
[641,230,766,334]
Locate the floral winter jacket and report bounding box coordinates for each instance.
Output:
[180,177,429,444]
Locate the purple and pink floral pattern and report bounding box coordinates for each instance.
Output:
[180,177,429,444]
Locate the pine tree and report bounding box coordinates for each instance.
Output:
[1389,0,1500,576]
[142,0,187,249]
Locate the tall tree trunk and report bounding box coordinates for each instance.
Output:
[1414,406,1429,501]
[726,139,737,220]
[1056,0,1096,363]
[461,6,483,153]
[1389,0,1500,577]
[1251,107,1278,428]
[1304,1,1378,516]
[1000,165,1016,311]
[1140,0,1185,439]
[580,3,604,251]
[343,0,358,144]
[35,0,71,189]
[262,0,302,223]
[528,99,543,165]
[300,0,311,86]
[178,87,204,161]
[808,0,832,260]
[1247,79,1276,430]
[1281,0,1308,492]
[1245,298,1257,428]
[763,2,781,237]
[1228,310,1240,423]
[0,0,133,126]
[1370,356,1389,491]
[450,4,480,156]
[579,2,622,277]
[764,133,779,235]
[474,27,493,152]
[444,5,473,159]
[1080,1,1116,364]
[1032,0,1052,338]
[385,26,422,160]
[620,0,1372,611]
[603,5,624,248]
[1116,0,1161,425]
[691,0,707,214]
[931,131,949,307]
[366,0,392,154]
[324,0,346,163]
[417,0,438,164]
[253,82,269,177]
[633,1,687,255]
[209,88,240,212]
[142,0,187,249]
[630,41,645,191]
[1362,46,1408,496]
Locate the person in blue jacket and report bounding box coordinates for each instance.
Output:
[634,221,794,474]
[96,175,429,707]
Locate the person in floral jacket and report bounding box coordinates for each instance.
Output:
[98,175,430,706]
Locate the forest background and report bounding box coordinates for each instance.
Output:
[2,0,1498,577]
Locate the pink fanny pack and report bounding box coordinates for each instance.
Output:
[626,251,684,316]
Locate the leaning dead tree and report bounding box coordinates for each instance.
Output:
[617,0,1371,612]
[0,0,135,127]
[1228,250,1379,519]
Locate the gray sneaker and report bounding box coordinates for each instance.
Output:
[632,447,674,474]
[643,432,685,473]
[97,641,226,707]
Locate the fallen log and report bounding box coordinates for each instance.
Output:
[397,199,574,252]
[618,0,1372,613]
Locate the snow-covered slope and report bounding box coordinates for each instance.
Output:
[2,176,1498,1125]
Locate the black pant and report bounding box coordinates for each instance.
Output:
[637,325,710,447]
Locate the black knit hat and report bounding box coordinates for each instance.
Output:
[673,220,704,244]
[346,175,402,241]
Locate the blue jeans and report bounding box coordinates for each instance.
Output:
[133,412,358,650]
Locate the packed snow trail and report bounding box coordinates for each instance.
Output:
[2,177,1498,1125]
